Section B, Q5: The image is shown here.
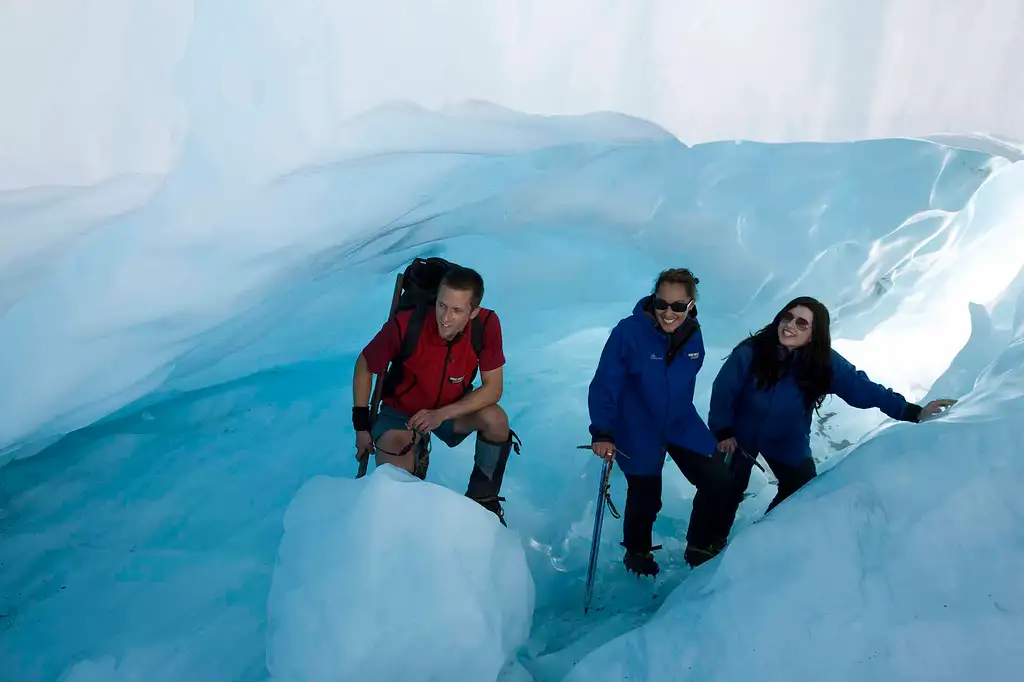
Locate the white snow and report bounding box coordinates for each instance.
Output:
[265,465,534,682]
[2,4,1024,682]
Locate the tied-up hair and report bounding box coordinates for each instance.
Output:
[648,267,700,318]
[742,296,834,412]
[654,268,700,300]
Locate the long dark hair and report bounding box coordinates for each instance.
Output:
[737,296,833,412]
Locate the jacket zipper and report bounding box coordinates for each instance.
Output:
[660,321,696,451]
[435,342,453,408]
[662,334,671,451]
[755,385,777,454]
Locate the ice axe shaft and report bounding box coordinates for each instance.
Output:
[584,457,613,614]
[576,444,621,614]
[723,446,765,473]
[357,273,405,479]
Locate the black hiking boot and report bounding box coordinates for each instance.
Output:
[465,429,521,526]
[622,544,662,577]
[684,538,726,568]
[473,495,507,527]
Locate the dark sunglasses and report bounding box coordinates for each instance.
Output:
[653,297,691,313]
[780,311,810,331]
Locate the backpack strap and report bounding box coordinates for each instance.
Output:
[401,304,430,362]
[471,312,486,358]
[464,311,488,390]
[380,306,429,399]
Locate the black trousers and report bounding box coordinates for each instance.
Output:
[718,452,818,540]
[621,445,734,554]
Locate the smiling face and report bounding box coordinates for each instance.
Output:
[778,304,813,349]
[435,283,479,341]
[652,282,692,334]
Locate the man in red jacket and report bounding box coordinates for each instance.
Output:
[351,265,520,525]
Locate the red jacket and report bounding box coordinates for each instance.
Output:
[361,307,505,416]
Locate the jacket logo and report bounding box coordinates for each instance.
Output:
[650,353,663,361]
[688,352,699,359]
[448,375,465,383]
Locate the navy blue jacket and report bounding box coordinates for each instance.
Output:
[708,339,920,466]
[588,296,719,476]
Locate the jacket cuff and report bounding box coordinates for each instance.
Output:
[590,428,615,444]
[713,427,734,442]
[901,403,924,423]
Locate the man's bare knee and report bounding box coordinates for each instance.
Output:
[374,428,416,474]
[478,405,509,441]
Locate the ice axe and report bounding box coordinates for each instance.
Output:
[356,272,405,479]
[722,445,765,473]
[575,443,625,614]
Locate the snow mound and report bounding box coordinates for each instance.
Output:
[265,465,534,682]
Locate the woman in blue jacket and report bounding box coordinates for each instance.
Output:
[709,295,956,531]
[588,268,734,577]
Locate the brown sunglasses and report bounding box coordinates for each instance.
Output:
[780,310,810,331]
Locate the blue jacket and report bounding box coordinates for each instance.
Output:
[708,340,920,466]
[588,296,719,476]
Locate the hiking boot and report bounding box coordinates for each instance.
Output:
[684,541,724,568]
[465,430,521,526]
[622,545,661,577]
[473,495,507,527]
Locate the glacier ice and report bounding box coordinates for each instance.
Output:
[265,465,534,682]
[4,4,1024,682]
[3,2,1024,189]
[2,103,1022,682]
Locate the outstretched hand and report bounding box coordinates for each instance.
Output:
[919,398,957,421]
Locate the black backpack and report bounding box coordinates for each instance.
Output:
[380,257,487,400]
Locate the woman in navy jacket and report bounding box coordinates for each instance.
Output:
[588,268,734,576]
[709,295,956,531]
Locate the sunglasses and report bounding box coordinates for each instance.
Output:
[780,311,810,331]
[653,297,692,313]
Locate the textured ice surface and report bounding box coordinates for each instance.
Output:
[265,465,534,682]
[3,4,1024,682]
[2,105,1022,682]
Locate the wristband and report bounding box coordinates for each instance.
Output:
[352,406,372,432]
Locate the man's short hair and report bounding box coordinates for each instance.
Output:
[440,265,485,308]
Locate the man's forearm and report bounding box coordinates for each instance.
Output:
[352,354,374,407]
[441,380,501,419]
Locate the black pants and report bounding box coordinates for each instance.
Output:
[718,452,818,540]
[621,445,734,554]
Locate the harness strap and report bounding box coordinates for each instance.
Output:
[601,462,621,520]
